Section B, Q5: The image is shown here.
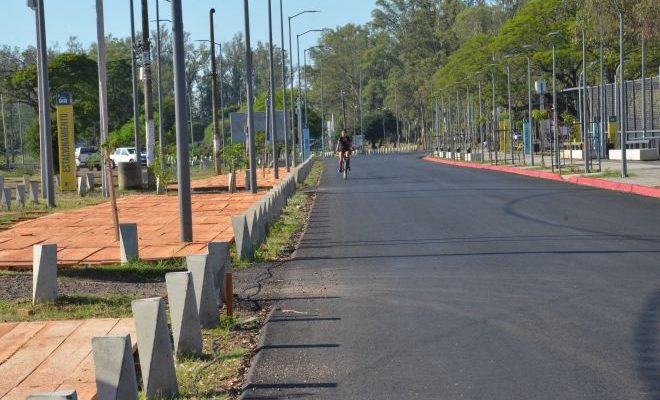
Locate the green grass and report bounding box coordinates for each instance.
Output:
[583,169,637,179]
[231,160,323,269]
[60,259,185,282]
[0,167,38,178]
[0,293,136,322]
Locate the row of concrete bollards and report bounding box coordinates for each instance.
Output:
[232,156,315,261]
[29,241,233,400]
[0,175,40,210]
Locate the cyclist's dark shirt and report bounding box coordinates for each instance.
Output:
[338,136,352,152]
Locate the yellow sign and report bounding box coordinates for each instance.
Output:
[499,119,510,152]
[56,103,76,191]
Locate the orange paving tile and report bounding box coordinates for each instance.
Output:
[0,319,135,400]
[0,169,288,269]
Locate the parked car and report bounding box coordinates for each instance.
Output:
[75,146,100,169]
[109,147,147,168]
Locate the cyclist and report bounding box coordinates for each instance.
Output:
[336,129,353,173]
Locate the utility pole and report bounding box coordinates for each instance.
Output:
[244,0,257,193]
[141,0,155,171]
[30,0,55,207]
[171,0,192,241]
[617,8,627,177]
[267,0,278,178]
[1,94,7,168]
[210,8,221,175]
[155,0,164,166]
[129,0,141,169]
[279,0,290,171]
[582,29,589,173]
[96,0,110,197]
[340,89,347,130]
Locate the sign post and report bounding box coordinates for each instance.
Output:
[55,92,76,191]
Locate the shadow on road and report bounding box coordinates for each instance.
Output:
[636,289,660,399]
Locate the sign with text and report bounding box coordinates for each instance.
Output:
[56,93,76,191]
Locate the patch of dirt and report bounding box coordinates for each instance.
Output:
[0,272,168,301]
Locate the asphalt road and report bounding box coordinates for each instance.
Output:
[242,153,660,400]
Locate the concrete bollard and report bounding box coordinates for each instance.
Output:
[91,334,139,400]
[0,176,4,194]
[246,206,265,247]
[86,173,95,192]
[208,242,229,307]
[186,254,219,328]
[227,172,236,193]
[119,223,139,264]
[23,174,31,189]
[55,175,60,190]
[131,297,179,399]
[27,390,77,400]
[77,177,87,197]
[2,188,11,210]
[33,244,57,304]
[16,184,26,208]
[165,272,203,357]
[30,181,40,202]
[231,215,253,261]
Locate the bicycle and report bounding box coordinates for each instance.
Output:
[339,151,351,180]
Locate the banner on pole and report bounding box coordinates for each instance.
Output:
[56,92,76,191]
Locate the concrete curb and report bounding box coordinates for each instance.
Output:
[239,306,278,400]
[423,156,660,199]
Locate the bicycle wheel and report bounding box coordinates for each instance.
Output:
[344,158,350,180]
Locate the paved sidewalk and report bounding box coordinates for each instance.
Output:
[0,318,135,400]
[0,191,268,269]
[426,152,660,197]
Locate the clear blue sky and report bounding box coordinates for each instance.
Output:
[1,0,376,52]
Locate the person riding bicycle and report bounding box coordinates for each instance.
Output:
[336,129,353,173]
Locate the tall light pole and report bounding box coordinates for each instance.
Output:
[129,0,141,168]
[279,0,290,171]
[307,45,325,153]
[140,0,155,170]
[488,63,498,165]
[548,32,560,172]
[267,0,278,178]
[209,9,221,175]
[288,10,319,165]
[171,0,192,242]
[96,0,110,198]
[303,48,310,128]
[244,0,257,193]
[522,45,534,166]
[28,0,55,207]
[155,0,165,165]
[504,55,514,165]
[581,29,589,173]
[296,29,323,160]
[476,71,484,161]
[615,7,627,177]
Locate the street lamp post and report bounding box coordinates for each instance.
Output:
[140,0,155,170]
[504,57,514,165]
[155,0,165,166]
[267,0,278,178]
[296,29,323,161]
[279,0,290,171]
[288,10,319,165]
[548,32,560,172]
[476,72,484,161]
[28,0,55,207]
[243,0,257,192]
[171,0,192,241]
[616,8,627,177]
[488,63,498,165]
[129,0,141,170]
[209,9,221,175]
[522,45,534,166]
[581,29,590,173]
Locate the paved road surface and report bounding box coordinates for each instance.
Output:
[242,154,660,400]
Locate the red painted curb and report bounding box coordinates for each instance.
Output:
[422,156,660,199]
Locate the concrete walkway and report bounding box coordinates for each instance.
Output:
[0,318,135,400]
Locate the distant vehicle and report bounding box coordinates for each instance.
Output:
[75,146,99,169]
[109,147,147,168]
